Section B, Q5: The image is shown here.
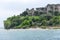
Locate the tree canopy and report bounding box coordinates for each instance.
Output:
[4,10,60,29]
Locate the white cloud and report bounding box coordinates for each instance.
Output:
[0,0,38,3]
[0,0,60,4]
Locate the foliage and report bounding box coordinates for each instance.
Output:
[4,10,60,29]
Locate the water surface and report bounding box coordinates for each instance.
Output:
[0,29,60,40]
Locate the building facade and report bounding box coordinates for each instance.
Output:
[46,4,60,15]
[26,8,35,16]
[26,4,60,16]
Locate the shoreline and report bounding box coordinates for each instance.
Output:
[4,27,60,30]
[1,27,60,31]
[0,28,60,32]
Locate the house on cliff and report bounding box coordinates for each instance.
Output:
[26,4,60,16]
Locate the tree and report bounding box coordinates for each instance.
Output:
[54,11,60,16]
[4,20,11,29]
[20,11,28,16]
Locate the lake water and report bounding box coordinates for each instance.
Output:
[0,29,60,40]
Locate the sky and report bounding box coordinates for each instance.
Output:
[0,0,60,28]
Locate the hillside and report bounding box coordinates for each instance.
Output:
[4,9,60,29]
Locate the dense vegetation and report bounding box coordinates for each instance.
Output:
[4,10,60,29]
